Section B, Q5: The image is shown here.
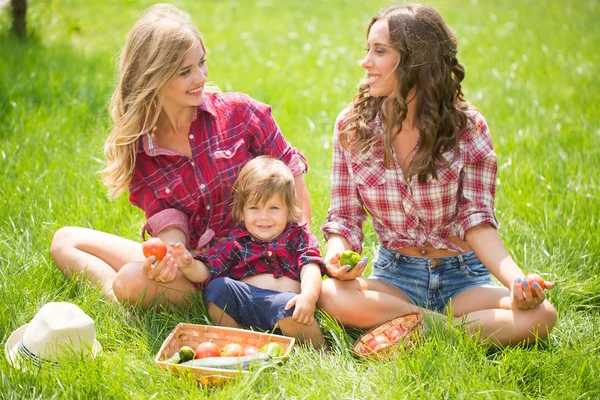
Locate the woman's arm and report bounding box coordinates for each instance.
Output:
[294,174,312,228]
[466,224,554,309]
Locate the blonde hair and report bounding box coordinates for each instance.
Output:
[103,4,213,198]
[231,156,301,223]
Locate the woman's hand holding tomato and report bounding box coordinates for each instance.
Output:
[141,238,190,284]
[325,252,369,281]
[510,273,554,309]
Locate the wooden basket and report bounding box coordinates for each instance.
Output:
[352,312,423,360]
[154,323,295,385]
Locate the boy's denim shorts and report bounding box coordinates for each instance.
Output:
[203,277,295,331]
[369,247,495,314]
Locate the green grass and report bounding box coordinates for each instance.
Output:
[1,0,599,398]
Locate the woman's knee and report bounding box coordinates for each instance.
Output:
[112,262,146,302]
[535,301,558,339]
[50,227,79,268]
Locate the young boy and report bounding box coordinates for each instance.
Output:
[171,156,326,348]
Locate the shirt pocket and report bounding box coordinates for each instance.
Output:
[351,158,387,187]
[155,176,195,211]
[210,137,249,180]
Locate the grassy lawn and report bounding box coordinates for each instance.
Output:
[1,0,599,398]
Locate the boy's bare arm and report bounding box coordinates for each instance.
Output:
[299,263,323,302]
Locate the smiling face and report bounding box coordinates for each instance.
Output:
[242,193,289,242]
[361,18,400,97]
[161,40,208,108]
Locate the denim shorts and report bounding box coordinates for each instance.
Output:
[369,247,495,313]
[203,277,295,331]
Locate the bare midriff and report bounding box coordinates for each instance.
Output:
[394,236,472,257]
[241,274,301,294]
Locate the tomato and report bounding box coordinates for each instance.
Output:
[194,341,221,359]
[243,345,259,356]
[386,327,407,343]
[523,273,545,297]
[365,334,390,354]
[142,237,167,260]
[221,343,244,357]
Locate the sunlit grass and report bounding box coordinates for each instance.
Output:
[1,0,599,398]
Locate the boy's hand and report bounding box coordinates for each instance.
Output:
[168,242,193,269]
[285,294,316,326]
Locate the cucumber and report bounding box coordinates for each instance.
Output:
[179,353,272,370]
[164,352,181,364]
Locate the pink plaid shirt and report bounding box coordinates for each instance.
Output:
[129,92,307,250]
[321,107,498,253]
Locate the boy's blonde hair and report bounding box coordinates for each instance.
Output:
[102,4,217,198]
[231,156,301,223]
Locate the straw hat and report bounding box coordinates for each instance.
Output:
[4,302,102,369]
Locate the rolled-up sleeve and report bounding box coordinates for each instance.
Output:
[456,113,499,240]
[294,229,326,275]
[245,96,308,176]
[321,111,367,253]
[129,169,190,244]
[193,245,230,287]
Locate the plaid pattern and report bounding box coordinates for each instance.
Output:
[197,222,325,284]
[129,92,308,249]
[322,107,498,253]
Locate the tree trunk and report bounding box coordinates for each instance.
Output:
[10,0,27,40]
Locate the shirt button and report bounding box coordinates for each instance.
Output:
[200,184,206,189]
[165,188,171,194]
[189,134,194,139]
[205,205,211,210]
[196,216,201,222]
[410,216,416,220]
[190,161,195,166]
[225,150,231,156]
[268,251,273,257]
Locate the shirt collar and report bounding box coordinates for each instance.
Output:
[136,97,216,157]
[196,92,218,118]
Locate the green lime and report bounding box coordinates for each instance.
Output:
[260,342,284,358]
[178,345,195,362]
[340,250,362,270]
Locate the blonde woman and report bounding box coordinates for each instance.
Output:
[50,4,310,308]
[318,3,557,346]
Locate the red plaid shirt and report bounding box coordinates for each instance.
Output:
[197,222,325,283]
[129,92,308,249]
[322,107,498,253]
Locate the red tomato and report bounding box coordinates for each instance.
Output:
[194,341,221,359]
[387,327,407,343]
[221,343,244,357]
[523,273,545,297]
[364,334,390,355]
[243,345,259,356]
[142,237,167,260]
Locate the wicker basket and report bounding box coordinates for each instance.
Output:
[352,312,423,360]
[154,323,295,385]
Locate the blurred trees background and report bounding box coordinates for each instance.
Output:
[11,0,27,39]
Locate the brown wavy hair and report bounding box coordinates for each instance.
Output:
[339,3,468,182]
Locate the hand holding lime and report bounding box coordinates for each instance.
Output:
[340,250,362,270]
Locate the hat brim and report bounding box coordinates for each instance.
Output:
[4,323,102,369]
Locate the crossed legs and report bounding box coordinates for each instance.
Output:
[50,226,197,308]
[317,277,557,346]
